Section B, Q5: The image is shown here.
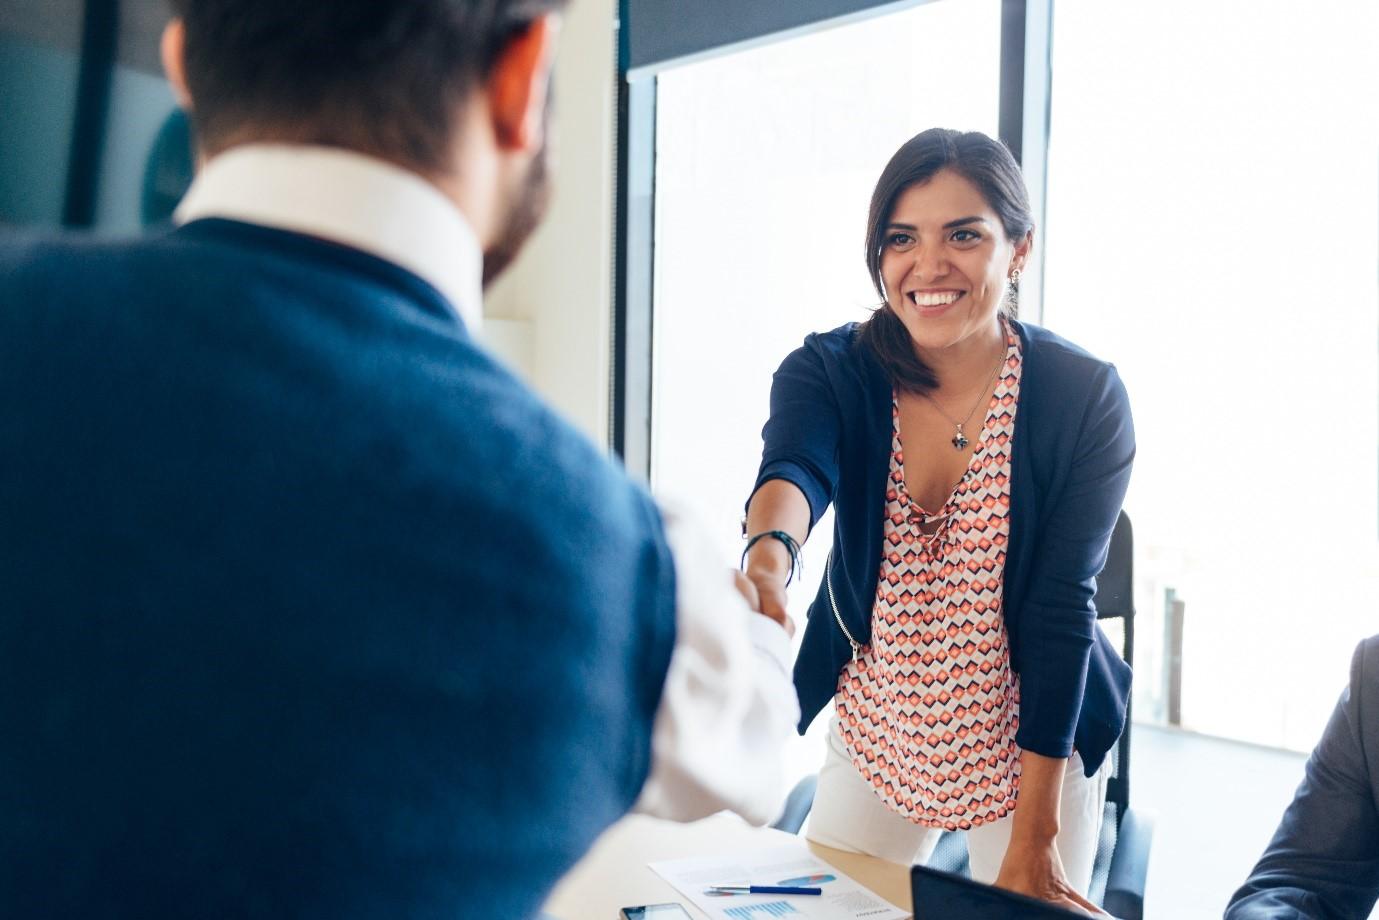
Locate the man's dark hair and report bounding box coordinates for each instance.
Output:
[859,128,1034,394]
[167,0,567,173]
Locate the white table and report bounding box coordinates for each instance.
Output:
[544,813,912,920]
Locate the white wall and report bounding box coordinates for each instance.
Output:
[484,0,615,446]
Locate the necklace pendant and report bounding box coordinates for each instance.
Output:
[951,427,969,450]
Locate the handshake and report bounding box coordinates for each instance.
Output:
[735,525,804,638]
[733,568,795,637]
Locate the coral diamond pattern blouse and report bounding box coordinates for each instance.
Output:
[836,322,1023,830]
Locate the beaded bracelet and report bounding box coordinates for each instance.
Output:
[741,529,804,587]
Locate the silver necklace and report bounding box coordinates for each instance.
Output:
[921,346,1007,451]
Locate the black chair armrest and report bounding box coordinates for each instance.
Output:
[1102,808,1154,920]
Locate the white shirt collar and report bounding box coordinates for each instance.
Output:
[174,144,484,332]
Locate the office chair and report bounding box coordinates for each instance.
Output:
[772,772,817,838]
[1084,510,1154,919]
[771,511,1153,919]
[141,107,193,228]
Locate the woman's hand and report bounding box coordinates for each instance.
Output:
[732,570,795,637]
[742,538,794,637]
[993,840,1108,917]
[743,567,792,636]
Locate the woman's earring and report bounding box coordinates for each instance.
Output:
[1010,268,1022,285]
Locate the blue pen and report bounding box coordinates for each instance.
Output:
[707,885,823,896]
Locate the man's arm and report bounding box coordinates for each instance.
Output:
[631,502,800,826]
[1226,639,1379,919]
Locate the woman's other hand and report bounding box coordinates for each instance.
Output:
[995,750,1111,917]
[993,840,1109,917]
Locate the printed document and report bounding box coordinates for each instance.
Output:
[649,842,908,920]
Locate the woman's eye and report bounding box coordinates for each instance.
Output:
[951,229,981,243]
[887,233,915,249]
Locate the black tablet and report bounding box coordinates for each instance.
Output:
[911,864,1094,919]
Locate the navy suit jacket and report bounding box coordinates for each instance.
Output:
[1227,637,1379,919]
[752,320,1135,774]
[0,219,677,918]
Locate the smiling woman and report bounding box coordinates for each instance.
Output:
[860,129,1035,396]
[741,128,1136,915]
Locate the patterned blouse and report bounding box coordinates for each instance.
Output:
[835,322,1023,830]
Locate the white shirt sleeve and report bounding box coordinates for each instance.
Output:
[631,501,801,826]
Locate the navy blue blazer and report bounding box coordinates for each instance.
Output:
[752,319,1134,774]
[0,219,677,919]
[1227,636,1379,919]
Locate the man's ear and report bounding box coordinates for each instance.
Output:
[161,18,193,110]
[487,14,560,152]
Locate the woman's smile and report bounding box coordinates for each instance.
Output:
[906,288,966,316]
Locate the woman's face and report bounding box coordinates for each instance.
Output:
[879,168,1031,357]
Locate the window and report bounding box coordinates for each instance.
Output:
[652,0,1002,578]
[648,0,1004,775]
[0,0,179,232]
[1043,0,1379,750]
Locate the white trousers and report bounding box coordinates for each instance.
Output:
[805,718,1108,894]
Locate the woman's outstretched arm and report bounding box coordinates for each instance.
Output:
[742,479,812,633]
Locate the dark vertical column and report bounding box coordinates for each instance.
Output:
[611,75,656,480]
[998,0,1026,164]
[62,0,119,228]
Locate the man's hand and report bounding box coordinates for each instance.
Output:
[994,840,1109,917]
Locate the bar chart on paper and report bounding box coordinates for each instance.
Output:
[723,904,799,919]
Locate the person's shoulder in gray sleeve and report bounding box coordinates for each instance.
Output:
[1225,636,1379,920]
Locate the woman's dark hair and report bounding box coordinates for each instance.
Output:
[859,128,1034,394]
[167,0,567,174]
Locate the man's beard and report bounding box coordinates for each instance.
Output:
[481,140,551,288]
